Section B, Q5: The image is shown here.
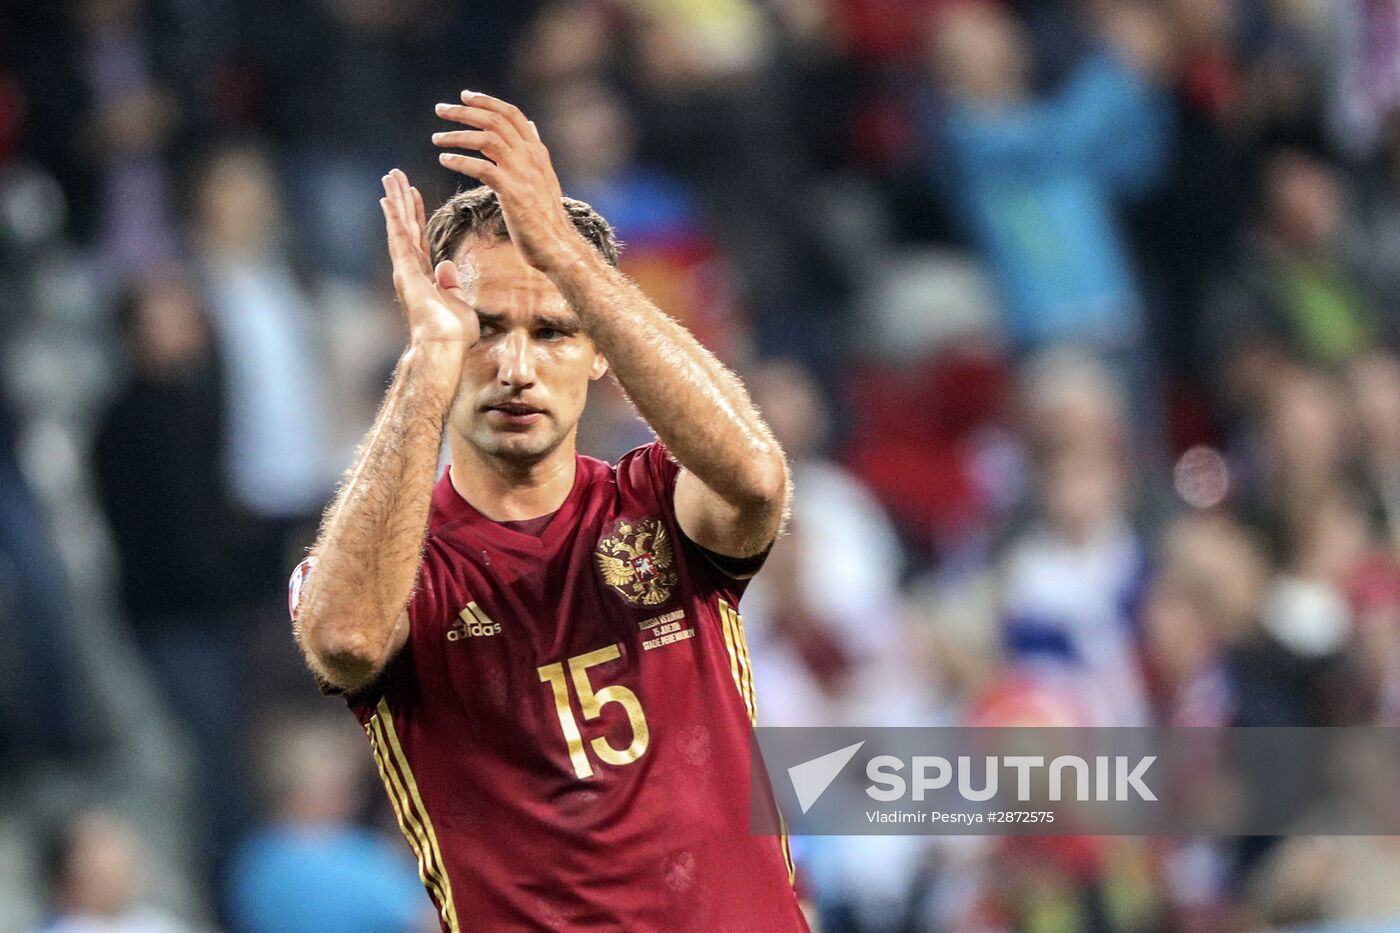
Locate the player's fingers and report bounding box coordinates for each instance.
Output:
[383,170,405,223]
[380,190,411,259]
[411,186,430,255]
[411,184,427,228]
[431,130,509,161]
[380,195,412,274]
[459,90,533,142]
[390,169,415,240]
[381,173,409,239]
[434,103,524,145]
[386,172,421,266]
[523,121,561,192]
[438,152,501,186]
[390,169,416,233]
[391,174,431,266]
[381,177,425,276]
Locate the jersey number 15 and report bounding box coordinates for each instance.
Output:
[538,644,650,779]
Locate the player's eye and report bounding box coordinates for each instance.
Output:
[478,321,501,337]
[536,328,566,341]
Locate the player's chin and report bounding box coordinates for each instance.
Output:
[476,425,558,461]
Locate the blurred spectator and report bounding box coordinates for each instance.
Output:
[237,0,526,280]
[742,357,940,933]
[1126,0,1257,384]
[94,272,249,622]
[1236,367,1358,547]
[840,349,1016,562]
[92,270,255,887]
[1263,486,1366,666]
[11,0,185,271]
[36,810,189,933]
[75,0,183,280]
[190,143,333,591]
[0,395,85,766]
[1145,514,1269,726]
[536,79,745,359]
[741,359,929,728]
[621,0,772,90]
[511,1,616,90]
[955,677,1159,933]
[926,1,1172,355]
[1330,0,1400,157]
[1355,116,1400,323]
[1206,478,1373,730]
[613,0,848,361]
[1205,151,1380,414]
[834,0,950,67]
[1245,740,1400,928]
[1141,516,1277,932]
[1334,552,1400,724]
[227,712,431,933]
[1347,350,1400,552]
[998,350,1151,727]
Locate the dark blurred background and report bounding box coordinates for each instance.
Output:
[3,0,1400,930]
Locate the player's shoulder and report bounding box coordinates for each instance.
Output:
[574,441,678,539]
[607,440,677,495]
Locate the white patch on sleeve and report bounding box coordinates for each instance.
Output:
[288,555,318,620]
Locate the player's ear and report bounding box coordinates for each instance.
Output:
[589,350,609,381]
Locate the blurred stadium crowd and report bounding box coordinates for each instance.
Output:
[3,0,1400,930]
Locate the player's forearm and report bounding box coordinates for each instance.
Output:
[296,343,459,686]
[545,248,785,507]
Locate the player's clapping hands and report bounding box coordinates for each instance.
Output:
[379,168,479,353]
[433,91,589,275]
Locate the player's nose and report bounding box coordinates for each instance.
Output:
[496,330,536,387]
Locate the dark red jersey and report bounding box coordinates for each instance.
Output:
[293,442,805,931]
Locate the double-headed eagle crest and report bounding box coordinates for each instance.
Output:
[596,517,678,606]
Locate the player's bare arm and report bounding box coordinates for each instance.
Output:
[294,170,478,691]
[434,91,789,558]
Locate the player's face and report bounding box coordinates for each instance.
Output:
[448,236,608,463]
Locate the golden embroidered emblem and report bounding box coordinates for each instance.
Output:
[596,518,678,606]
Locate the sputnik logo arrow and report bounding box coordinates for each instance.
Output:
[788,741,865,814]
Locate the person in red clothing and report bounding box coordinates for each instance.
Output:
[288,89,804,931]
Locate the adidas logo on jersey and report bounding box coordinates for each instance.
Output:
[448,602,501,641]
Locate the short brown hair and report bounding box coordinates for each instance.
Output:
[426,186,621,267]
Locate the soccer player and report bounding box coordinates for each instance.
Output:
[288,90,807,931]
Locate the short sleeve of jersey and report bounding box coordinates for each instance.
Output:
[614,441,769,598]
[615,440,681,512]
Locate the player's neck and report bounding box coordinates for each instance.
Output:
[448,433,578,522]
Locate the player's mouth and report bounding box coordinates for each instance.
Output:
[483,401,545,428]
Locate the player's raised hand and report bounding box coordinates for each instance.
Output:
[433,91,587,274]
[379,168,479,351]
